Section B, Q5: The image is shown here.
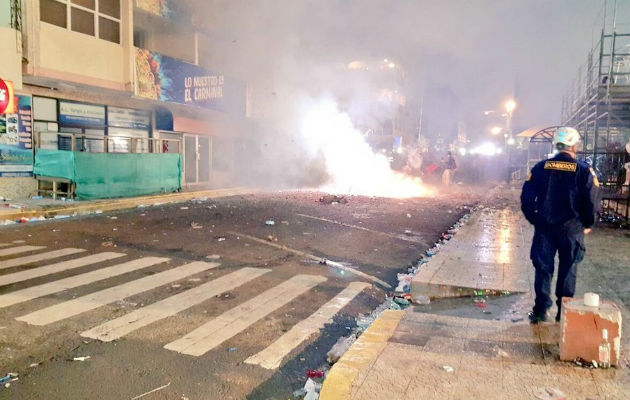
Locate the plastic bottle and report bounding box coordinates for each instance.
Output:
[598,329,611,369]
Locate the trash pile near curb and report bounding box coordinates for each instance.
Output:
[304,206,478,399]
[391,206,476,307]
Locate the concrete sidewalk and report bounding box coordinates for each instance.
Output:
[0,187,255,222]
[321,207,630,400]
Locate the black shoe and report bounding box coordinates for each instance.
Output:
[528,311,547,324]
[555,312,561,322]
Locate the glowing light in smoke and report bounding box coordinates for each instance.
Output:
[300,100,433,198]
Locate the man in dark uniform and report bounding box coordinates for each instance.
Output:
[520,127,601,323]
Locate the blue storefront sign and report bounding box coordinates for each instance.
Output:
[0,95,34,177]
[59,100,106,127]
[135,48,246,115]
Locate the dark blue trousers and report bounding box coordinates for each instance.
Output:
[530,227,585,316]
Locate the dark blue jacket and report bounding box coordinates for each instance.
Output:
[521,152,601,230]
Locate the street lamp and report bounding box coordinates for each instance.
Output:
[491,126,502,135]
[505,99,517,114]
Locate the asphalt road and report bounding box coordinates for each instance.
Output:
[0,189,482,399]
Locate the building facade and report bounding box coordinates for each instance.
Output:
[0,0,252,199]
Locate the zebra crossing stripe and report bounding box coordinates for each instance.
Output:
[81,267,270,342]
[164,274,327,356]
[0,252,125,287]
[0,248,86,270]
[16,261,219,326]
[0,246,46,257]
[0,257,170,308]
[244,281,370,369]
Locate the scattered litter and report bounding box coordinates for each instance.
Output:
[216,237,226,242]
[306,369,325,378]
[137,204,146,208]
[303,378,322,400]
[319,195,348,205]
[190,222,203,229]
[0,373,18,385]
[392,296,410,307]
[0,220,16,225]
[131,382,171,400]
[72,356,90,362]
[54,215,70,219]
[101,241,115,247]
[281,220,289,225]
[327,335,356,364]
[319,258,327,265]
[139,213,146,217]
[293,388,307,398]
[266,235,278,242]
[533,387,567,400]
[264,220,275,226]
[413,295,431,305]
[180,206,189,210]
[171,284,181,288]
[206,254,221,260]
[442,365,454,373]
[496,349,509,358]
[109,216,118,220]
[188,278,201,282]
[94,210,103,214]
[511,317,524,323]
[17,217,28,224]
[404,229,413,235]
[29,363,38,368]
[406,213,412,218]
[227,347,237,352]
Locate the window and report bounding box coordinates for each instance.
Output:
[40,0,67,28]
[39,0,121,44]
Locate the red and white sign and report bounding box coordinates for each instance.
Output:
[0,79,16,114]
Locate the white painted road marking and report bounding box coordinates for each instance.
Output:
[228,231,391,289]
[81,267,270,342]
[0,246,46,257]
[296,213,426,244]
[16,261,219,326]
[0,257,170,308]
[245,281,370,369]
[164,274,327,356]
[0,252,125,287]
[0,248,86,270]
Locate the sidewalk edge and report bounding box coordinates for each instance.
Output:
[0,187,257,221]
[319,310,404,400]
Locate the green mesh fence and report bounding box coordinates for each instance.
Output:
[34,149,182,200]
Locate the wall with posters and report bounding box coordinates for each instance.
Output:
[135,48,246,115]
[0,95,33,177]
[0,94,36,199]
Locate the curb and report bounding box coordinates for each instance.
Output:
[0,187,257,222]
[319,310,404,400]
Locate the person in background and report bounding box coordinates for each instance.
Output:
[520,127,601,324]
[441,151,457,185]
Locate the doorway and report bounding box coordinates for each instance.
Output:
[183,134,211,185]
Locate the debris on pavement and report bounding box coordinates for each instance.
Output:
[327,335,356,364]
[190,221,203,229]
[266,235,278,242]
[227,347,237,352]
[319,195,348,205]
[533,387,567,400]
[216,237,226,242]
[206,254,221,260]
[442,365,454,373]
[264,220,275,226]
[131,382,171,400]
[303,378,322,400]
[180,206,189,210]
[72,356,91,361]
[101,241,115,247]
[306,369,325,378]
[0,373,18,388]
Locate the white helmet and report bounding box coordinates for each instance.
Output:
[553,127,580,147]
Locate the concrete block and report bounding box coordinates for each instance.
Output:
[559,297,621,365]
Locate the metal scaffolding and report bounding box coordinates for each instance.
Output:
[561,28,630,154]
